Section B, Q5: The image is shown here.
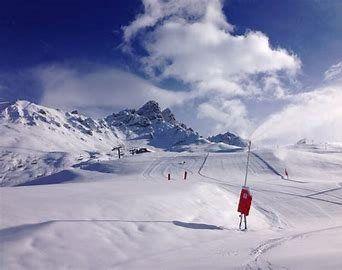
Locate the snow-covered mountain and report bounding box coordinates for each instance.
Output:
[0,100,123,152]
[0,101,125,186]
[104,100,201,149]
[208,131,247,147]
[1,100,247,154]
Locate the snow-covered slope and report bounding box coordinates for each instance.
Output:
[1,145,342,269]
[0,100,123,152]
[105,100,202,149]
[208,131,247,147]
[0,100,123,186]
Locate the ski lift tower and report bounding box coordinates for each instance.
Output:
[112,145,124,159]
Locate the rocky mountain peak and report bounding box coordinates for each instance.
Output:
[136,100,162,121]
[161,108,177,125]
[208,131,247,148]
[104,100,200,149]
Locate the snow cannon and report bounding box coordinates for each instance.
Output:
[238,187,252,216]
[237,187,252,230]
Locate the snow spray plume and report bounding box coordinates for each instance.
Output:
[250,84,342,145]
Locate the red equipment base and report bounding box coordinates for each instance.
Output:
[237,187,252,216]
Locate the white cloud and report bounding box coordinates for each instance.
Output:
[123,0,232,43]
[35,65,188,116]
[124,0,300,98]
[251,83,342,144]
[122,0,301,136]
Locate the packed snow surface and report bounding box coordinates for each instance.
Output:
[1,142,342,269]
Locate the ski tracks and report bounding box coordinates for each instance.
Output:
[246,225,342,269]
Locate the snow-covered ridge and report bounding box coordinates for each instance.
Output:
[1,100,245,152]
[0,100,122,152]
[208,131,247,147]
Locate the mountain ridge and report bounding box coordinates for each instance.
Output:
[208,131,247,148]
[1,99,246,151]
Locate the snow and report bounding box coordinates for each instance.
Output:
[1,101,342,269]
[254,226,342,269]
[2,145,342,269]
[0,178,267,269]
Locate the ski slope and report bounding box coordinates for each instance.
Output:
[1,145,342,269]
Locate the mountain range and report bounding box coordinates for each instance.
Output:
[1,100,246,151]
[0,100,246,186]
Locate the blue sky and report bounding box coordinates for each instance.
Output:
[1,0,342,140]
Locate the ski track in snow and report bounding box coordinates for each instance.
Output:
[246,224,342,269]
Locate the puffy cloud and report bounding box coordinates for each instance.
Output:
[251,83,342,144]
[35,65,188,116]
[123,0,232,43]
[122,0,301,136]
[124,0,300,98]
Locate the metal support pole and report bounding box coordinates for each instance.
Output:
[239,215,243,230]
[243,141,252,187]
[239,214,248,230]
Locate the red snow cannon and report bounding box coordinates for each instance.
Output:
[237,187,252,216]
